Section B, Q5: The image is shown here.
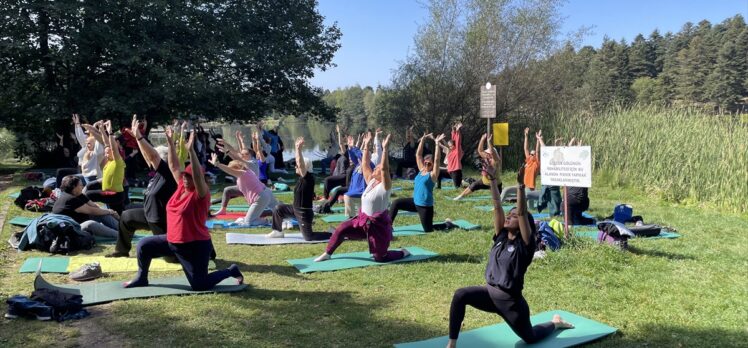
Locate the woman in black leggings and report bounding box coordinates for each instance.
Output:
[446,159,573,348]
[389,132,454,232]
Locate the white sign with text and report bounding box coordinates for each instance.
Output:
[540,146,592,188]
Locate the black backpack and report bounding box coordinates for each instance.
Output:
[14,186,44,209]
[40,221,95,254]
[30,288,84,321]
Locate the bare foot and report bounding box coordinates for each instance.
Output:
[552,314,574,329]
[314,252,331,262]
[214,208,227,216]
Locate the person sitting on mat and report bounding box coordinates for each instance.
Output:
[84,120,127,215]
[266,137,332,241]
[107,115,177,258]
[314,132,409,263]
[389,132,455,232]
[446,159,573,348]
[453,133,502,201]
[124,127,243,290]
[209,153,278,226]
[436,122,464,189]
[53,175,120,238]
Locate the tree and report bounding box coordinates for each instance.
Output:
[629,34,656,78]
[0,0,341,163]
[706,40,744,109]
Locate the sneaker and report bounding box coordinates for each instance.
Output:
[266,230,284,238]
[4,305,20,319]
[314,253,331,262]
[69,262,102,281]
[29,306,53,321]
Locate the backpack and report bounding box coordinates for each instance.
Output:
[41,220,95,254]
[613,204,633,223]
[30,288,86,322]
[14,186,45,209]
[536,222,562,251]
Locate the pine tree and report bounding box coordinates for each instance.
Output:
[629,34,656,78]
[707,40,744,108]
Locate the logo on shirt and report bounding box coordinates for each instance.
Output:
[507,245,515,253]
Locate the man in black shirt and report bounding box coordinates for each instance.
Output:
[53,176,120,238]
[107,116,177,257]
[267,137,332,241]
[396,126,417,178]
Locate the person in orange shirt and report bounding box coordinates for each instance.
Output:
[523,127,540,190]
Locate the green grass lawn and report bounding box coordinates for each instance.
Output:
[0,173,746,347]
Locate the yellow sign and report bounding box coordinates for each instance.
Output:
[493,123,509,146]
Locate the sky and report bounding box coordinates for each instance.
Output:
[309,0,748,91]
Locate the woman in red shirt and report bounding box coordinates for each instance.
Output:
[124,127,243,290]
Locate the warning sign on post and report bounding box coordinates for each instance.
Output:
[540,146,592,188]
[480,84,496,119]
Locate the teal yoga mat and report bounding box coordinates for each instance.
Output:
[394,310,616,348]
[452,195,492,201]
[9,216,35,227]
[287,246,438,273]
[20,257,69,273]
[393,219,480,233]
[322,211,416,223]
[34,273,247,306]
[475,205,515,212]
[7,192,20,199]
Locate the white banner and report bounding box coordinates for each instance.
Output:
[540,146,592,188]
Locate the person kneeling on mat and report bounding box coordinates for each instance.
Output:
[124,128,242,290]
[266,137,332,241]
[389,132,455,232]
[314,132,409,263]
[446,156,573,348]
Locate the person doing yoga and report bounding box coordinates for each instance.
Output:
[389,132,455,232]
[125,128,242,290]
[446,158,573,348]
[210,152,278,226]
[453,133,501,201]
[266,137,332,240]
[314,132,410,263]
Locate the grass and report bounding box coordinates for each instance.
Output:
[0,171,746,347]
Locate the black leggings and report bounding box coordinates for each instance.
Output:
[567,198,594,225]
[323,174,346,198]
[85,181,126,214]
[435,169,451,189]
[116,208,166,254]
[449,286,555,343]
[272,204,331,241]
[388,197,450,232]
[449,170,463,188]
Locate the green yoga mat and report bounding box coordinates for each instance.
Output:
[452,195,492,201]
[9,216,35,227]
[19,255,214,273]
[287,246,438,273]
[393,220,480,233]
[322,211,417,223]
[395,310,617,348]
[34,273,247,306]
[475,205,515,212]
[7,192,20,199]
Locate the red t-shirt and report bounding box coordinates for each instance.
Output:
[166,181,211,243]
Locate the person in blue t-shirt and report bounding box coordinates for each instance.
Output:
[389,132,455,232]
[343,140,374,218]
[445,159,574,348]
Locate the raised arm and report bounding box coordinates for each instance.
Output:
[164,126,182,182]
[336,125,345,154]
[523,127,531,158]
[432,133,445,182]
[382,134,392,191]
[453,122,463,159]
[217,139,243,161]
[72,114,86,147]
[515,164,532,246]
[485,157,505,237]
[535,131,544,168]
[208,153,245,181]
[477,133,488,160]
[130,115,160,169]
[415,132,429,171]
[102,121,122,162]
[82,123,105,145]
[186,131,208,198]
[361,132,373,182]
[235,130,246,152]
[373,128,383,165]
[295,137,307,176]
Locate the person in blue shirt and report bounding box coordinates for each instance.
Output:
[389,132,455,232]
[343,139,374,218]
[445,159,573,348]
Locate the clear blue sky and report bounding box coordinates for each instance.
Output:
[310,0,747,90]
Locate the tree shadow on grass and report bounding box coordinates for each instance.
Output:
[627,246,696,260]
[605,324,747,347]
[435,253,484,264]
[217,260,304,280]
[99,287,445,348]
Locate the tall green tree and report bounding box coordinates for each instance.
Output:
[629,34,656,78]
[0,0,341,162]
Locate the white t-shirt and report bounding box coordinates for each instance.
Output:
[361,179,390,216]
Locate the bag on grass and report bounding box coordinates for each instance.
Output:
[14,186,44,208]
[536,222,562,251]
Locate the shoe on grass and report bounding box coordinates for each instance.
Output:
[266,230,284,238]
[69,262,102,281]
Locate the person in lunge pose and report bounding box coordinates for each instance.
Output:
[124,128,242,290]
[389,132,455,232]
[446,156,573,348]
[266,137,332,241]
[314,132,409,263]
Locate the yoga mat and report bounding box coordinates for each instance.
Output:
[226,232,328,245]
[322,211,416,223]
[206,220,270,229]
[129,195,144,201]
[452,195,492,201]
[20,256,216,273]
[287,246,438,273]
[34,273,247,306]
[94,233,147,245]
[210,204,250,212]
[7,192,20,199]
[393,219,480,233]
[436,186,456,191]
[575,230,681,240]
[9,216,35,227]
[394,310,617,348]
[474,205,514,212]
